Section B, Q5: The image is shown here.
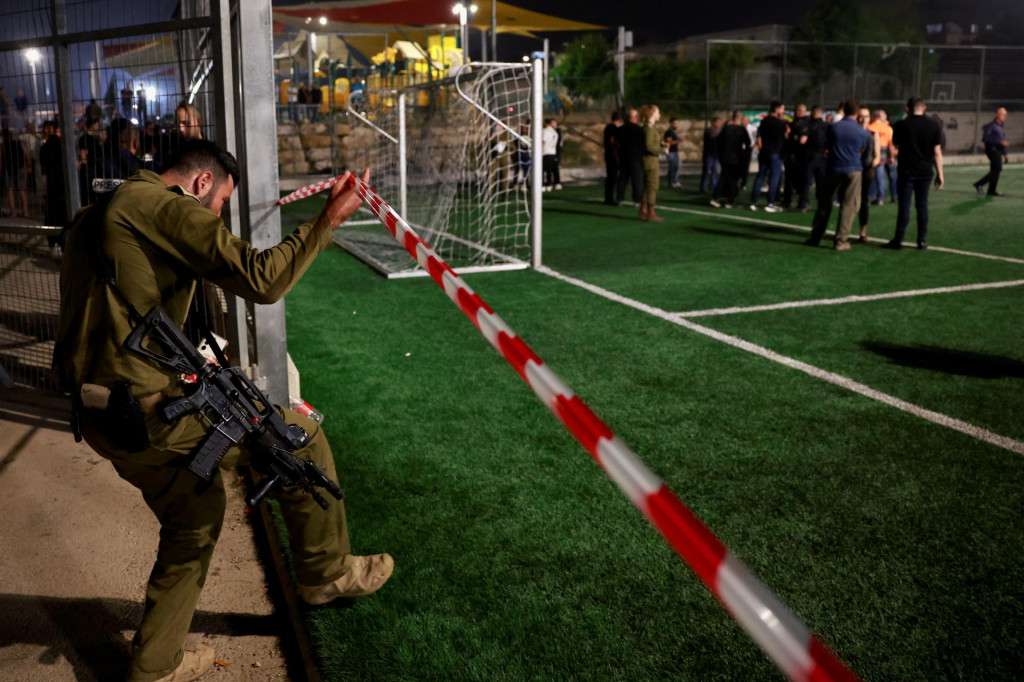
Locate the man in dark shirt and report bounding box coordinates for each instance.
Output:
[799,105,829,211]
[699,117,721,193]
[665,118,683,189]
[709,110,749,208]
[616,108,645,206]
[603,110,622,205]
[884,97,944,250]
[973,107,1009,197]
[781,103,807,208]
[749,101,788,212]
[805,100,871,250]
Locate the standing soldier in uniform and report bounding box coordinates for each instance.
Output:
[53,140,393,682]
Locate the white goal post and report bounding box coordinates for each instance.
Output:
[334,60,543,279]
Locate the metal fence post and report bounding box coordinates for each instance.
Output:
[398,93,407,218]
[973,47,986,155]
[50,0,80,223]
[531,58,543,268]
[238,0,289,402]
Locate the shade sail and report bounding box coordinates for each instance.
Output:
[272,0,603,33]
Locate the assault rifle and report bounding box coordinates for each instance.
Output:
[123,306,343,510]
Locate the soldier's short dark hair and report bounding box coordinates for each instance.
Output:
[167,139,240,187]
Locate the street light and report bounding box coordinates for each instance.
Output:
[452,2,477,63]
[25,48,41,119]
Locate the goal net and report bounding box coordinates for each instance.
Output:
[335,63,538,277]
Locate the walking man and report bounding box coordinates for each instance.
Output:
[883,97,944,250]
[616,108,645,206]
[665,117,683,189]
[699,117,721,192]
[804,100,871,251]
[749,101,788,212]
[973,107,1009,197]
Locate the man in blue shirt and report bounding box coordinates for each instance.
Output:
[973,107,1009,197]
[804,100,871,250]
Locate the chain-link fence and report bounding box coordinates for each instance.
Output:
[704,40,1024,155]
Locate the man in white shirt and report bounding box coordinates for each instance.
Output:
[541,118,560,191]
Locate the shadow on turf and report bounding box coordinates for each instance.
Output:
[860,341,1024,379]
[691,224,804,246]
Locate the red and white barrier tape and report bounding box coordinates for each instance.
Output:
[277,175,345,206]
[285,176,860,682]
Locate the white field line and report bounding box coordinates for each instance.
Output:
[656,204,1024,265]
[535,264,1024,456]
[673,279,1024,318]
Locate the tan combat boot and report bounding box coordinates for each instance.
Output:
[146,642,215,682]
[298,553,395,605]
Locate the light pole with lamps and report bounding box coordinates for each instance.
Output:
[452,2,477,64]
[25,48,41,121]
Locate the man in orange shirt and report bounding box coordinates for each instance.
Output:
[868,110,896,205]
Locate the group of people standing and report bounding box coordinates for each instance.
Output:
[602,105,671,222]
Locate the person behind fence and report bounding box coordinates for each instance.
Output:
[639,104,665,222]
[52,140,393,682]
[40,120,66,226]
[542,117,560,191]
[883,96,944,251]
[699,117,721,193]
[1,128,30,218]
[804,99,871,251]
[616,108,645,206]
[603,110,622,205]
[709,110,749,209]
[973,107,1009,197]
[749,101,788,213]
[664,117,682,189]
[781,103,808,209]
[856,107,881,243]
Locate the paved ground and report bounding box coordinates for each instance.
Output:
[0,392,298,682]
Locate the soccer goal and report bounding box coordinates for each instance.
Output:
[336,61,543,278]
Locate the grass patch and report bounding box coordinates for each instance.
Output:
[278,162,1024,680]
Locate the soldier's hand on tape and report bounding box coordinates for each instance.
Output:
[324,167,370,229]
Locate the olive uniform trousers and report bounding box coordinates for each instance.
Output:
[83,403,351,682]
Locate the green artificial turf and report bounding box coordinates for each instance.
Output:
[277,163,1024,681]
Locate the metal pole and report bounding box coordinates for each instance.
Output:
[973,47,986,155]
[306,31,314,88]
[617,26,625,105]
[398,92,407,218]
[781,42,787,103]
[915,46,922,96]
[704,39,711,133]
[852,44,858,102]
[239,0,289,401]
[51,0,80,221]
[481,27,487,62]
[211,0,249,369]
[531,58,543,268]
[491,0,496,60]
[543,38,549,95]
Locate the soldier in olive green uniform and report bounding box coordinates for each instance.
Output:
[53,140,392,682]
[640,104,666,222]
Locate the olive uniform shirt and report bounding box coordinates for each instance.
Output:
[54,169,335,397]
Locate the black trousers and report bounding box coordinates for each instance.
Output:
[542,155,559,187]
[801,157,825,209]
[616,155,643,204]
[893,174,932,246]
[975,147,1003,195]
[713,163,743,204]
[604,158,619,203]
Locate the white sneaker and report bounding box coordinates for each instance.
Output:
[709,199,722,208]
[553,183,563,190]
[748,204,758,211]
[764,204,782,213]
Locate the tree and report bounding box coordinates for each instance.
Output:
[549,33,616,99]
